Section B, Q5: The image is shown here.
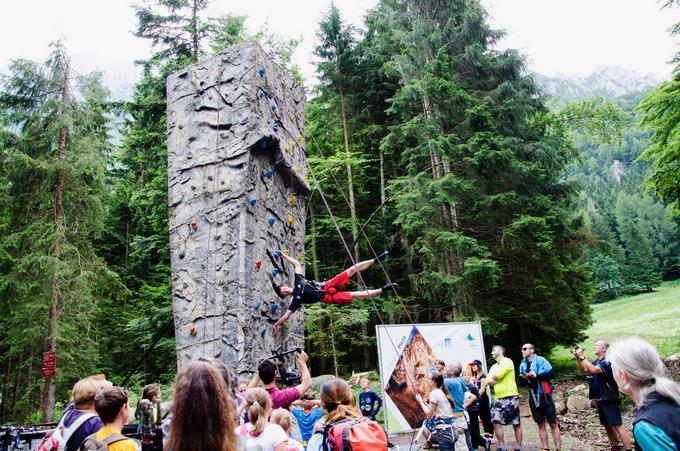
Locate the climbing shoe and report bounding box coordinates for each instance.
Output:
[382,283,397,292]
[374,250,389,262]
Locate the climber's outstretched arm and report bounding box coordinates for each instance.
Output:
[273,309,293,337]
[279,253,303,275]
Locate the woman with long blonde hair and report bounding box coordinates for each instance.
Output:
[165,361,239,451]
[235,387,287,451]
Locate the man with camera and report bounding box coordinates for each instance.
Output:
[519,343,561,451]
[573,341,632,451]
[248,350,312,410]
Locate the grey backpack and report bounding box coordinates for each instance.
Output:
[78,432,127,451]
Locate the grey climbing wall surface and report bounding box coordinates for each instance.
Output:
[167,41,309,377]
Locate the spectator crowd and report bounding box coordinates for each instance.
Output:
[41,337,679,451]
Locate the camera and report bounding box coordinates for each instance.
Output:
[268,348,302,387]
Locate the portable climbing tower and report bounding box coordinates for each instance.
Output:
[167,41,309,376]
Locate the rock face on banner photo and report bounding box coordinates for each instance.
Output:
[166,41,310,377]
[385,326,437,428]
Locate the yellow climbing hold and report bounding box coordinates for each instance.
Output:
[291,141,297,148]
[297,254,304,261]
[282,250,289,255]
[303,176,309,182]
[290,114,296,121]
[287,216,294,223]
[294,167,300,174]
[290,195,296,205]
[297,134,303,141]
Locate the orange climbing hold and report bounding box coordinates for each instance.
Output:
[191,218,198,231]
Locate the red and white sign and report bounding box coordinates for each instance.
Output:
[42,351,56,378]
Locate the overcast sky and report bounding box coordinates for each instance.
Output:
[1,0,678,96]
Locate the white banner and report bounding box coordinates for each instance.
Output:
[375,322,487,433]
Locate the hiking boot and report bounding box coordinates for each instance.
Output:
[374,250,389,262]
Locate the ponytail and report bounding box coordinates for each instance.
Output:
[431,373,456,410]
[653,376,680,406]
[321,379,361,424]
[245,388,271,436]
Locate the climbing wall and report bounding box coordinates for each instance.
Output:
[167,41,310,376]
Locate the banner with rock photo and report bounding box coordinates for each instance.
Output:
[375,322,487,433]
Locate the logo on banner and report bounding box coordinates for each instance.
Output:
[466,333,479,347]
[443,337,452,347]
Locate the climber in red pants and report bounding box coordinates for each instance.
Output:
[272,251,395,336]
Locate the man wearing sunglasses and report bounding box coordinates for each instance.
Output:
[519,344,561,451]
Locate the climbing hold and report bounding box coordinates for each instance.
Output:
[291,141,297,148]
[258,88,265,98]
[268,217,275,226]
[250,197,257,206]
[255,261,262,270]
[271,304,279,313]
[259,138,269,149]
[272,123,279,132]
[297,254,304,261]
[298,134,303,141]
[190,327,198,337]
[287,216,294,223]
[265,169,273,178]
[283,323,289,329]
[273,250,282,257]
[303,176,309,182]
[254,301,261,311]
[260,327,267,337]
[272,268,279,277]
[290,195,296,205]
[191,218,198,231]
[294,167,300,174]
[258,68,265,77]
[282,250,289,255]
[290,114,296,121]
[179,250,186,259]
[271,103,277,111]
[286,145,292,154]
[207,175,213,181]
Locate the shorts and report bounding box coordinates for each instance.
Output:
[528,393,557,424]
[322,270,352,305]
[491,396,520,426]
[596,400,622,426]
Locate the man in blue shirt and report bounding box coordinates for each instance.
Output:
[519,343,561,451]
[358,377,382,420]
[444,361,472,450]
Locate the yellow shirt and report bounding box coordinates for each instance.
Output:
[95,426,138,451]
[488,356,519,399]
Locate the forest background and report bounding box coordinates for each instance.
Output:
[1,0,679,422]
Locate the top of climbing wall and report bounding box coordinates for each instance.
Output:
[167,41,310,195]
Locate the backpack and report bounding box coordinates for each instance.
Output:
[322,417,388,451]
[78,433,127,451]
[37,411,96,451]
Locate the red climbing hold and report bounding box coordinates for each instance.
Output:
[255,261,262,270]
[190,327,198,336]
[191,218,198,231]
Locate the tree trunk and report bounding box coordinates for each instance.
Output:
[192,0,199,63]
[338,79,359,262]
[42,59,69,422]
[124,218,129,308]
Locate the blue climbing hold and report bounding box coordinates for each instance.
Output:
[207,175,213,181]
[268,217,275,226]
[254,301,261,311]
[272,123,279,132]
[178,250,186,259]
[250,197,257,206]
[260,138,268,149]
[271,304,279,313]
[265,169,273,178]
[258,68,265,77]
[258,88,264,98]
[271,103,277,111]
[260,327,267,337]
[273,250,282,257]
[271,268,279,277]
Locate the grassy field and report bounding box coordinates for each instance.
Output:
[551,279,680,373]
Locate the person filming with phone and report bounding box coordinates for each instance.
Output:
[574,341,632,451]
